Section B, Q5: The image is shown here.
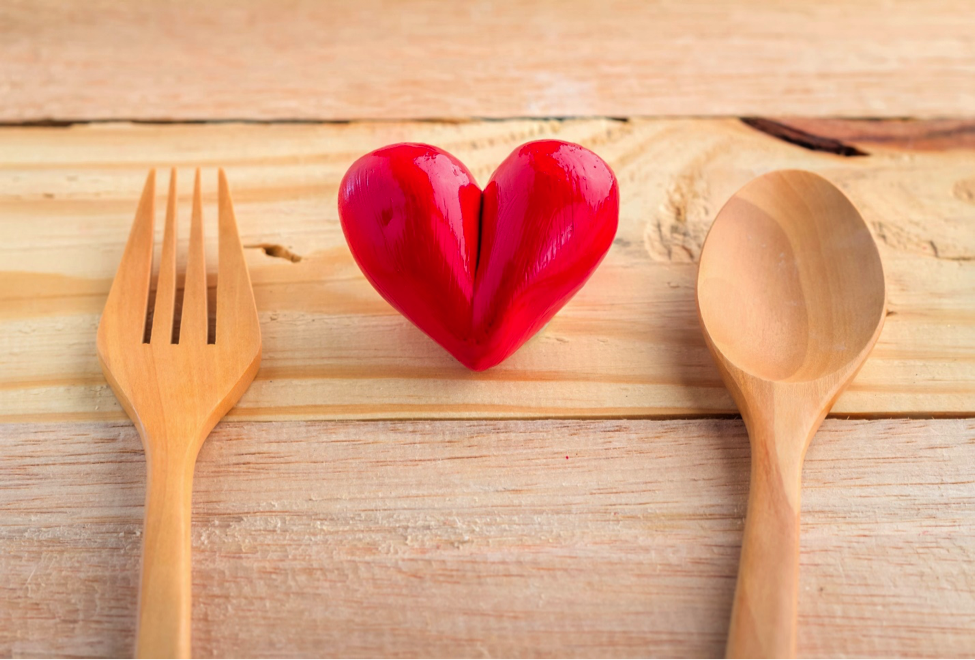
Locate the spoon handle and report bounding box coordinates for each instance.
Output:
[136,451,195,658]
[726,428,806,658]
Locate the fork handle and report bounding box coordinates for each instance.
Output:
[136,454,195,658]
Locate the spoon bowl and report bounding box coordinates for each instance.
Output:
[698,170,885,383]
[696,170,885,658]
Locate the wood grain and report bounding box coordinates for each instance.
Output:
[1,118,973,421]
[2,0,975,122]
[1,418,973,658]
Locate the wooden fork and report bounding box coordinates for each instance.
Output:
[97,168,261,658]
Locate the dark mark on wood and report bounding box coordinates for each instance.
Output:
[245,243,303,262]
[763,119,975,151]
[929,240,975,262]
[741,118,869,157]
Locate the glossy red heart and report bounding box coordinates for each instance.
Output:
[338,140,619,371]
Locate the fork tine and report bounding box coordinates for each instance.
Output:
[216,169,259,345]
[180,169,208,344]
[103,170,156,341]
[150,169,179,344]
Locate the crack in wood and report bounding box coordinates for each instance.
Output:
[741,118,869,156]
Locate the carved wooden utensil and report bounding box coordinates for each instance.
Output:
[696,170,886,658]
[97,169,261,658]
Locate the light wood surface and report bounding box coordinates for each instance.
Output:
[2,3,973,656]
[96,169,262,657]
[3,0,975,121]
[2,418,973,658]
[1,119,973,422]
[697,171,887,657]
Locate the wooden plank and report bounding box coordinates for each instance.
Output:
[1,418,973,657]
[1,118,974,421]
[2,0,975,122]
[2,119,973,421]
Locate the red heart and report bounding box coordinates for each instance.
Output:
[338,140,619,371]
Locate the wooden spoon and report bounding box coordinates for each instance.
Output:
[696,170,886,658]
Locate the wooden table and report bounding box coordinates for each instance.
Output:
[2,1,974,657]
